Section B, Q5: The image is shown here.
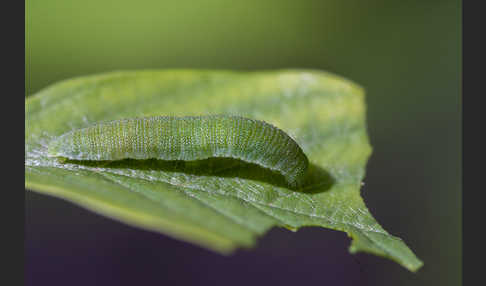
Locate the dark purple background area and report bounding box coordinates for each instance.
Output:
[26,192,388,286]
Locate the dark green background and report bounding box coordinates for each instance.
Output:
[26,0,461,285]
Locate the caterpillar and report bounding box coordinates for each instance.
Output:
[48,115,309,187]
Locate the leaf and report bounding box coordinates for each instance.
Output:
[25,70,423,271]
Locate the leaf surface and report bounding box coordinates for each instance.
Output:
[25,70,423,271]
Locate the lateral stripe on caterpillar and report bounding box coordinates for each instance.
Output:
[48,115,309,186]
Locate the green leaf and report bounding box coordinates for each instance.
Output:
[25,70,423,271]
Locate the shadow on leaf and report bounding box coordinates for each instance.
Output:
[64,157,334,194]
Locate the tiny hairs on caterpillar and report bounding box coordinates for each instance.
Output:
[48,115,309,187]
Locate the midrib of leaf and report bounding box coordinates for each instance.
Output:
[103,167,383,234]
[29,159,391,249]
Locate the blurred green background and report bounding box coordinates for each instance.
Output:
[25,0,461,285]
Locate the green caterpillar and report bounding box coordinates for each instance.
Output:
[48,115,309,187]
